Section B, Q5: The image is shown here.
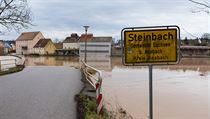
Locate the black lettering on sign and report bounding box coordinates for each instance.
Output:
[133,56,146,61]
[133,55,168,61]
[127,32,174,42]
[144,49,162,54]
[130,43,151,48]
[147,55,169,60]
[129,34,134,41]
[153,42,171,47]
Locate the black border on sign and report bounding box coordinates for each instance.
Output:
[124,29,177,63]
[121,25,181,66]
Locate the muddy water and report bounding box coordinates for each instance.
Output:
[25,56,210,119]
[103,58,210,119]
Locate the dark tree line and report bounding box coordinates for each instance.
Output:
[0,0,32,34]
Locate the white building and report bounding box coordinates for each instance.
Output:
[63,33,79,49]
[16,31,44,55]
[79,34,112,57]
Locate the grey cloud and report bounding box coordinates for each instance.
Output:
[1,0,209,40]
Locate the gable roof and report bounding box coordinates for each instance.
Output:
[16,31,41,41]
[34,38,51,48]
[63,37,78,43]
[0,40,14,48]
[63,33,79,43]
[54,43,63,49]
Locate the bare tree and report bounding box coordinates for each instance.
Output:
[0,0,33,34]
[189,0,210,14]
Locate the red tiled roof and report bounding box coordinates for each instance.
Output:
[79,33,93,42]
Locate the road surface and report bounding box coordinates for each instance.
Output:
[0,66,83,119]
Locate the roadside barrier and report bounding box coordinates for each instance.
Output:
[81,60,104,114]
[0,59,16,71]
[0,55,25,71]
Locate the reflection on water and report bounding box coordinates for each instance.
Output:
[25,56,80,68]
[26,56,210,73]
[111,57,210,73]
[79,56,112,71]
[26,55,112,71]
[25,56,210,119]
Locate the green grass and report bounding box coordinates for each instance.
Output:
[0,65,24,76]
[75,93,109,119]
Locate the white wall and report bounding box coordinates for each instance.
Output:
[16,41,29,55]
[63,43,79,49]
[16,32,44,55]
[34,48,44,55]
[79,42,111,56]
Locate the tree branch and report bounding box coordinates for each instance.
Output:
[189,0,210,8]
[0,0,33,33]
[0,0,14,15]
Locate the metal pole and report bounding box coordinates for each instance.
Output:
[149,64,153,119]
[84,30,87,63]
[83,26,89,63]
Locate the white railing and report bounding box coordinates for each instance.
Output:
[0,55,25,71]
[81,60,104,114]
[81,60,102,89]
[0,59,16,71]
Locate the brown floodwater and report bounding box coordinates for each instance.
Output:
[25,56,210,119]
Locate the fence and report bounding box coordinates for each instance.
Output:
[81,60,104,114]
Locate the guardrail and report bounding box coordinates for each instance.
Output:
[0,59,16,71]
[0,55,25,71]
[81,60,104,114]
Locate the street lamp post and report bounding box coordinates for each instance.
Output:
[83,25,89,63]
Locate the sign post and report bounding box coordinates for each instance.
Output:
[149,64,153,119]
[122,26,180,119]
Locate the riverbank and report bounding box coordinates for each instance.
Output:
[75,93,109,119]
[0,65,24,76]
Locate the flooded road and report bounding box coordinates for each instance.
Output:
[0,66,82,119]
[24,56,210,119]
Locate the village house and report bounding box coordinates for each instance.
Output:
[0,40,15,55]
[34,38,56,55]
[63,33,79,49]
[0,40,4,55]
[79,34,112,57]
[4,41,15,54]
[54,42,63,49]
[16,31,44,55]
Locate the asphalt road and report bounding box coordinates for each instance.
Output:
[0,66,83,119]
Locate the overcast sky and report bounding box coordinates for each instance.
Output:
[1,0,209,41]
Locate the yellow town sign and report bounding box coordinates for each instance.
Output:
[122,26,180,65]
